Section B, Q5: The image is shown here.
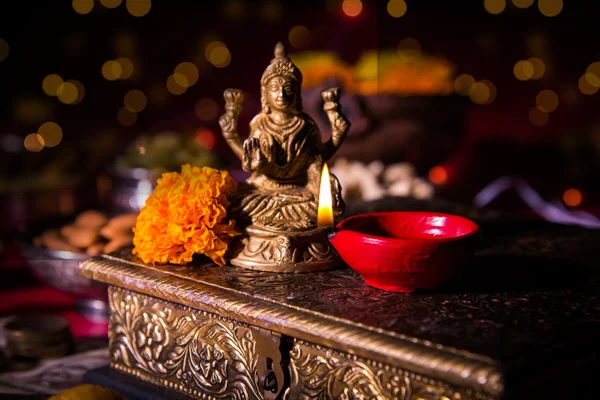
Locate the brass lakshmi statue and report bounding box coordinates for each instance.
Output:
[219,42,351,272]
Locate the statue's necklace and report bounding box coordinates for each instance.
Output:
[261,115,304,140]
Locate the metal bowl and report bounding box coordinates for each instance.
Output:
[16,216,109,320]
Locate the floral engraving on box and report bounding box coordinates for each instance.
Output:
[109,287,264,400]
[288,340,483,400]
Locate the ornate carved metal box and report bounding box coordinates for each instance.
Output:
[80,220,600,400]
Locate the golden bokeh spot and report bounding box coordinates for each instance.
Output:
[469,81,491,104]
[100,0,122,8]
[536,89,559,113]
[117,107,137,127]
[224,0,245,19]
[342,0,362,17]
[102,60,122,80]
[484,0,506,15]
[24,134,44,152]
[479,80,497,104]
[387,0,407,18]
[148,83,170,106]
[72,0,94,15]
[0,39,9,62]
[529,107,549,127]
[38,122,63,148]
[578,75,599,95]
[428,166,448,185]
[513,60,534,81]
[124,89,147,112]
[195,98,219,121]
[14,97,53,123]
[42,74,64,97]
[174,62,199,87]
[288,25,311,49]
[584,73,600,88]
[173,73,189,88]
[585,62,600,88]
[166,74,187,95]
[397,37,421,57]
[116,57,134,79]
[57,81,79,105]
[563,188,582,207]
[512,0,534,8]
[126,0,151,17]
[208,44,231,68]
[538,0,562,17]
[528,57,546,79]
[69,79,85,105]
[261,1,282,22]
[454,74,475,96]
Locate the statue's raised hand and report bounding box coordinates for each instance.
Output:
[242,138,265,172]
[219,89,244,139]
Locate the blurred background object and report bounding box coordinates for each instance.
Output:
[0,0,599,231]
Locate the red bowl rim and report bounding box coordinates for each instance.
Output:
[335,211,480,244]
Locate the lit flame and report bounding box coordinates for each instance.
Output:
[317,163,334,228]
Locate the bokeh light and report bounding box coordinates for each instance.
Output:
[536,89,559,112]
[195,98,219,121]
[387,0,407,18]
[480,80,497,104]
[117,107,137,127]
[126,0,151,17]
[69,79,85,105]
[124,89,147,112]
[578,74,599,95]
[512,0,534,8]
[563,188,582,207]
[528,57,546,79]
[513,60,534,81]
[585,62,600,88]
[57,81,79,104]
[42,74,64,97]
[538,0,563,17]
[72,0,94,15]
[206,41,231,68]
[484,0,506,15]
[116,57,134,79]
[288,25,311,49]
[469,81,492,104]
[102,60,122,80]
[529,107,549,126]
[195,129,216,150]
[397,37,421,57]
[454,73,475,95]
[261,1,282,22]
[428,166,448,185]
[100,0,122,8]
[0,39,8,62]
[174,62,199,87]
[24,134,44,152]
[166,74,187,95]
[342,0,362,17]
[37,122,63,148]
[224,0,245,19]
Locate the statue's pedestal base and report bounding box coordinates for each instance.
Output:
[228,225,341,273]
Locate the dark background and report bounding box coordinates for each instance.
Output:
[1,0,599,230]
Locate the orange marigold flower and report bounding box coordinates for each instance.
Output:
[132,164,239,266]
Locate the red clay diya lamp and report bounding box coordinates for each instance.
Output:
[318,164,480,293]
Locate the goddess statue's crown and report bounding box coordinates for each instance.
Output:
[261,42,303,86]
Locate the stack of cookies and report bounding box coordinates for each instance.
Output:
[33,210,137,255]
